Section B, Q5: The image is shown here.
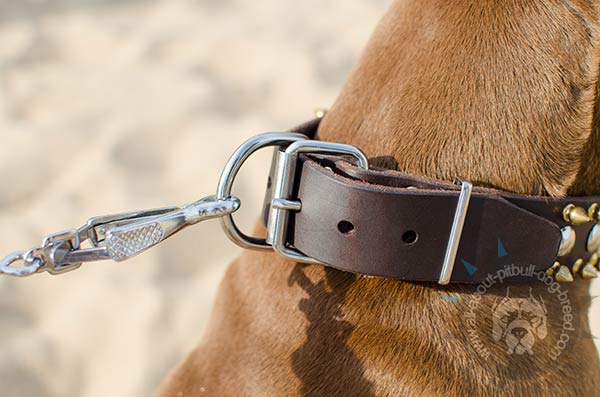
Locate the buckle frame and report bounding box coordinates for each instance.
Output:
[216,132,368,264]
[265,140,369,264]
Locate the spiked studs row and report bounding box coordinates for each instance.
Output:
[546,203,600,282]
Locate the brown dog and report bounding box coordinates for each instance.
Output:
[158,1,600,395]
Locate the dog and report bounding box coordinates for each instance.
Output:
[492,288,548,356]
[158,1,600,395]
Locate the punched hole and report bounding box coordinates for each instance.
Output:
[266,176,272,189]
[337,220,355,235]
[402,230,418,244]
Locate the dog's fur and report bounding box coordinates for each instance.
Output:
[158,1,600,395]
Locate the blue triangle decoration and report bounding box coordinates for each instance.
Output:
[440,295,458,304]
[461,259,478,276]
[497,239,508,257]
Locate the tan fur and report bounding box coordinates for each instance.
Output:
[158,1,600,395]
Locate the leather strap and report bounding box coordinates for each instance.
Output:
[261,120,600,283]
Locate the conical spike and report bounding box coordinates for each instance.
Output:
[555,265,574,283]
[589,252,599,267]
[572,258,584,274]
[558,226,576,256]
[582,264,598,280]
[563,204,591,225]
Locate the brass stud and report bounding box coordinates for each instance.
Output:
[314,108,328,118]
[558,226,576,256]
[572,258,584,274]
[588,203,599,222]
[563,203,592,225]
[546,261,561,277]
[555,265,574,283]
[587,224,600,252]
[581,264,599,280]
[588,252,599,267]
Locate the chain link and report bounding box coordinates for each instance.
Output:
[0,251,42,277]
[0,229,82,277]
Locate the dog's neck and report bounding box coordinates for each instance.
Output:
[318,0,600,197]
[158,1,600,395]
[305,0,600,393]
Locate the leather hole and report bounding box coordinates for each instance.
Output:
[267,176,272,189]
[402,230,418,244]
[337,221,355,235]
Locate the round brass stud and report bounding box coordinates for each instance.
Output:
[314,108,328,118]
[572,258,584,274]
[546,261,561,277]
[558,226,576,257]
[588,203,599,222]
[588,252,599,268]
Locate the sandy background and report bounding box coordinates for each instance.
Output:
[0,1,597,396]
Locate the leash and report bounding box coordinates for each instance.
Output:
[1,119,599,284]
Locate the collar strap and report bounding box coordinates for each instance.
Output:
[259,120,600,284]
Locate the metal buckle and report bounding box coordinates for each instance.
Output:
[438,179,473,285]
[266,140,369,264]
[216,132,368,264]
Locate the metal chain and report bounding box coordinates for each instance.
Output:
[0,251,42,277]
[0,228,82,277]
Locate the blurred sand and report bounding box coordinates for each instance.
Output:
[0,1,390,396]
[0,1,597,396]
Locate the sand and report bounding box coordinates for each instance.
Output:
[0,1,597,396]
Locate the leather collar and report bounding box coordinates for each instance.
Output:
[260,119,600,284]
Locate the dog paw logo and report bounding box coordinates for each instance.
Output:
[491,287,548,355]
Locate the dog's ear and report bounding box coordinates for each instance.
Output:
[535,295,548,340]
[317,0,600,197]
[492,287,511,312]
[491,296,500,313]
[491,309,506,342]
[568,60,600,196]
[491,297,508,342]
[537,293,547,315]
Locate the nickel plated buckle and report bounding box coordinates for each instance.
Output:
[216,133,368,264]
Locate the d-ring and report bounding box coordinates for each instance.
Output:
[216,132,308,250]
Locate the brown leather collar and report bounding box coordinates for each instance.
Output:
[261,119,600,284]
